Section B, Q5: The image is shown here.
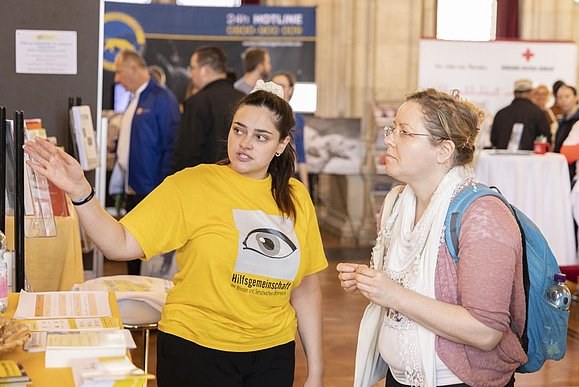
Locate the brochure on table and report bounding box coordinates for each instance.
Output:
[14,291,112,319]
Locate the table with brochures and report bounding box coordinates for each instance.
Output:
[0,292,124,386]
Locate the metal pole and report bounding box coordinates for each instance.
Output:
[67,97,75,156]
[14,110,25,291]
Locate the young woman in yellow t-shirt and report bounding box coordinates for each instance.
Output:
[24,81,327,387]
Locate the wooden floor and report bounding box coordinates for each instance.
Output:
[105,231,579,387]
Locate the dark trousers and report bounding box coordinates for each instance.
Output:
[126,193,146,275]
[385,369,515,386]
[156,332,295,387]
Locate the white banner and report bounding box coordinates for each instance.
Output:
[418,39,577,146]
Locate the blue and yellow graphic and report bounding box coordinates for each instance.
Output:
[104,3,315,41]
[103,12,146,72]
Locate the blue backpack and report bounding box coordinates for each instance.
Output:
[444,184,569,373]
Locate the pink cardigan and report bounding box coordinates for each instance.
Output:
[435,196,527,386]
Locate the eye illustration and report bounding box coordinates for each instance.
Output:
[242,228,297,259]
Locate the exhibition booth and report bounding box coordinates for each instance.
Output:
[0,0,578,385]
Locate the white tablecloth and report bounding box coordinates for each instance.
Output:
[475,150,577,265]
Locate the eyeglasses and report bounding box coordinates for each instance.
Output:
[383,123,432,139]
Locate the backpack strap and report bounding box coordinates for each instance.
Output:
[444,184,530,351]
[444,184,512,263]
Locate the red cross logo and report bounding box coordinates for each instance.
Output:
[522,49,534,62]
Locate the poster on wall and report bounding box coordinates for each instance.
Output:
[418,39,577,146]
[103,3,315,108]
[15,29,77,75]
[304,117,361,175]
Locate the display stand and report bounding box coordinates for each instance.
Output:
[0,0,104,283]
[0,107,85,292]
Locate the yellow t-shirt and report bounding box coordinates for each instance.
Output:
[120,164,328,352]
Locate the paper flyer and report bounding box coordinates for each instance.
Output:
[21,316,119,331]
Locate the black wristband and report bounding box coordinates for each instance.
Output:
[71,187,95,206]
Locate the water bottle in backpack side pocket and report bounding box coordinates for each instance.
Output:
[542,273,571,357]
[546,273,572,311]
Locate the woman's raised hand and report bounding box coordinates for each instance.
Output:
[23,137,92,201]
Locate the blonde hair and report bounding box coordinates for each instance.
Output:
[406,88,483,166]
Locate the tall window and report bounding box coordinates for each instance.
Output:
[436,0,497,41]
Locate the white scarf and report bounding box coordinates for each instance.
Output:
[383,165,473,386]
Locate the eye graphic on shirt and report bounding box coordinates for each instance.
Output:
[242,228,297,259]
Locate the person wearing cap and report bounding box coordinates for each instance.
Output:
[490,79,551,151]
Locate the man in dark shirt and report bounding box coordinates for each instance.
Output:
[491,79,551,151]
[172,46,245,172]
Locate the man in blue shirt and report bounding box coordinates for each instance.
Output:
[113,49,180,275]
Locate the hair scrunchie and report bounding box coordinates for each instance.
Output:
[251,79,284,99]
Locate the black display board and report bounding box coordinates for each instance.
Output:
[0,0,102,146]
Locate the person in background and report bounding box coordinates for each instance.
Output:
[234,47,272,95]
[182,82,198,105]
[272,71,309,190]
[338,88,525,386]
[149,65,167,86]
[172,46,245,172]
[531,84,558,146]
[226,69,238,85]
[550,80,566,120]
[24,82,327,387]
[559,117,579,248]
[554,85,579,180]
[154,40,192,104]
[112,49,180,275]
[490,79,550,150]
[559,121,579,184]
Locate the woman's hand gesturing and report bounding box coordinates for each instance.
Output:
[23,137,92,201]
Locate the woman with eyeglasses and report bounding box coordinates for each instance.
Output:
[338,88,526,387]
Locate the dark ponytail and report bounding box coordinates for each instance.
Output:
[268,136,297,221]
[229,90,298,221]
